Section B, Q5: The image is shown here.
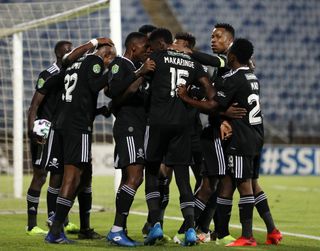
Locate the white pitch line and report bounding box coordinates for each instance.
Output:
[273,185,320,193]
[131,210,320,241]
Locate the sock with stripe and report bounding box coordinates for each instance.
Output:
[216,196,233,238]
[194,197,206,222]
[159,177,169,226]
[255,191,275,233]
[27,189,40,230]
[239,195,255,238]
[51,196,73,236]
[145,169,161,226]
[113,185,136,229]
[47,186,59,218]
[78,186,92,230]
[196,192,217,233]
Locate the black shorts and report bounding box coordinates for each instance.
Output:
[42,128,64,174]
[226,154,254,179]
[200,126,226,177]
[252,153,261,179]
[145,124,191,166]
[58,129,92,168]
[190,123,202,165]
[30,141,45,168]
[113,124,145,169]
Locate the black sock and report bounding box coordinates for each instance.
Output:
[194,197,206,222]
[239,195,255,238]
[52,196,73,236]
[78,186,92,230]
[27,189,40,230]
[255,191,275,233]
[216,196,233,238]
[114,185,136,228]
[145,171,161,226]
[197,192,216,233]
[47,186,59,218]
[159,177,169,225]
[181,206,194,230]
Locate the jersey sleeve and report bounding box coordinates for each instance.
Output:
[37,70,64,95]
[194,61,209,80]
[86,55,109,93]
[35,70,51,91]
[107,58,136,98]
[191,51,226,68]
[213,76,238,109]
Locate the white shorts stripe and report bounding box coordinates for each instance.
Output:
[144,126,149,159]
[44,129,55,167]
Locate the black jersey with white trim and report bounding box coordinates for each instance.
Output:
[35,63,60,120]
[214,67,264,155]
[106,56,146,126]
[148,50,207,126]
[55,54,107,132]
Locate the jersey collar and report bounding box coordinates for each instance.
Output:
[120,56,136,70]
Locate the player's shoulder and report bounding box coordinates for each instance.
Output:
[83,54,103,65]
[109,56,134,74]
[39,63,59,79]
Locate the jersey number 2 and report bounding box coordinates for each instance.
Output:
[169,67,189,97]
[62,73,78,102]
[248,94,262,125]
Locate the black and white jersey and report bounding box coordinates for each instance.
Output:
[35,63,60,120]
[148,50,207,126]
[55,54,108,132]
[107,56,146,127]
[214,67,264,155]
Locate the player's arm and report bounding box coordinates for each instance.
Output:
[62,37,114,66]
[27,91,45,139]
[191,51,226,68]
[113,58,155,104]
[221,103,247,119]
[177,76,218,112]
[27,72,63,139]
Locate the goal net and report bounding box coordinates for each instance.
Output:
[0,0,116,198]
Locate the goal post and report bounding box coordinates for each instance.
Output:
[0,0,121,198]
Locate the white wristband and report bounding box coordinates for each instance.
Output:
[90,38,98,47]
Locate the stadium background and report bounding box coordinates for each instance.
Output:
[0,0,319,190]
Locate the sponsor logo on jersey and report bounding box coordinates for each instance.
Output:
[93,64,101,74]
[37,78,45,88]
[111,64,119,74]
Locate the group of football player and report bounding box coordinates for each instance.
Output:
[26,23,282,247]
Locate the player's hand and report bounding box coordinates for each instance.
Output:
[220,120,232,140]
[176,84,188,100]
[137,58,156,76]
[96,37,114,47]
[224,103,246,119]
[30,132,47,145]
[95,105,112,118]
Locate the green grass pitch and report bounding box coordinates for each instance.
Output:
[0,175,319,250]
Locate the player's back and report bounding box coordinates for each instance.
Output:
[216,67,264,155]
[55,54,104,132]
[148,50,206,126]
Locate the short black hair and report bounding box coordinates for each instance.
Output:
[215,23,235,38]
[54,40,72,56]
[174,32,196,49]
[138,24,157,35]
[149,28,173,44]
[229,38,254,64]
[124,32,147,48]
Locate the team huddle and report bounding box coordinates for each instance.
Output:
[26,23,282,247]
